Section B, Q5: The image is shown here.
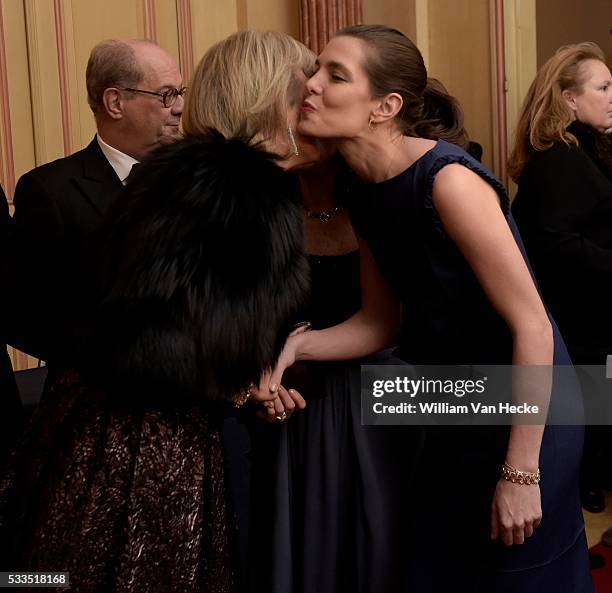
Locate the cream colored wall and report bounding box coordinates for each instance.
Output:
[361,0,496,172]
[426,0,494,171]
[536,0,612,66]
[0,0,299,371]
[243,0,300,38]
[504,0,537,197]
[1,0,299,197]
[362,0,417,40]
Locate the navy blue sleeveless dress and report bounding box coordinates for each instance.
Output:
[348,140,592,593]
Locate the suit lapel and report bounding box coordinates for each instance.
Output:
[74,138,124,217]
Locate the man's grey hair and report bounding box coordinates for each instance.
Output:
[86,39,155,113]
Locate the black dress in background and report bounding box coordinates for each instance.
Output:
[347,140,591,593]
[250,252,424,593]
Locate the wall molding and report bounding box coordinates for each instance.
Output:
[177,0,194,82]
[53,0,72,157]
[299,0,362,54]
[143,0,158,42]
[414,0,429,68]
[236,0,247,30]
[491,0,508,186]
[0,0,15,197]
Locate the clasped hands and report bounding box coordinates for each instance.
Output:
[249,376,305,422]
[250,328,306,423]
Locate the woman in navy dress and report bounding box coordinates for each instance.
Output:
[266,25,592,592]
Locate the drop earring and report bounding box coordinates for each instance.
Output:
[287,125,300,156]
[368,117,376,132]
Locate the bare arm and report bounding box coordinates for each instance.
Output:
[433,164,553,545]
[267,237,401,389]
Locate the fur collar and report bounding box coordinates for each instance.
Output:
[84,133,310,406]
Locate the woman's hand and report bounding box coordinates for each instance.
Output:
[265,321,312,395]
[268,335,300,394]
[250,368,306,423]
[491,480,542,545]
[256,385,306,423]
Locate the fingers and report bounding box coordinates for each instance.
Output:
[273,395,286,418]
[512,524,525,545]
[499,517,539,546]
[268,371,282,394]
[492,480,542,546]
[251,370,276,402]
[289,388,306,410]
[532,516,542,530]
[255,386,306,424]
[490,505,499,541]
[276,386,296,415]
[269,355,291,394]
[500,521,514,546]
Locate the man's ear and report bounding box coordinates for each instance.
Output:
[370,92,403,125]
[562,89,578,113]
[102,88,124,120]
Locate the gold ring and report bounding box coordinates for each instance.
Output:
[275,411,288,422]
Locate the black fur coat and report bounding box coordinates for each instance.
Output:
[82,133,309,406]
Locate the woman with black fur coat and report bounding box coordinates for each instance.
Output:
[0,31,324,593]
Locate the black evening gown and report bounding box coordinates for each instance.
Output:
[249,252,424,593]
[347,140,592,593]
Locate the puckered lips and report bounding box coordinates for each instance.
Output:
[301,99,316,114]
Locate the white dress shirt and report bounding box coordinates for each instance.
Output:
[96,135,139,185]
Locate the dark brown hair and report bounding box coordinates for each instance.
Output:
[336,24,469,148]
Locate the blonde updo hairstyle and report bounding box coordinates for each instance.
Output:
[182,30,315,152]
[508,41,606,181]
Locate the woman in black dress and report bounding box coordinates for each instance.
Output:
[250,80,476,593]
[510,42,612,514]
[266,25,592,593]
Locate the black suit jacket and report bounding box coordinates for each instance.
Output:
[1,184,23,470]
[7,138,123,363]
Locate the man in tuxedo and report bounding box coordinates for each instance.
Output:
[9,39,184,366]
[0,184,23,472]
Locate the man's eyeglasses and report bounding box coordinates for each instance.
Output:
[117,86,187,108]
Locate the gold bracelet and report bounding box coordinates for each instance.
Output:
[501,462,540,485]
[233,383,253,408]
